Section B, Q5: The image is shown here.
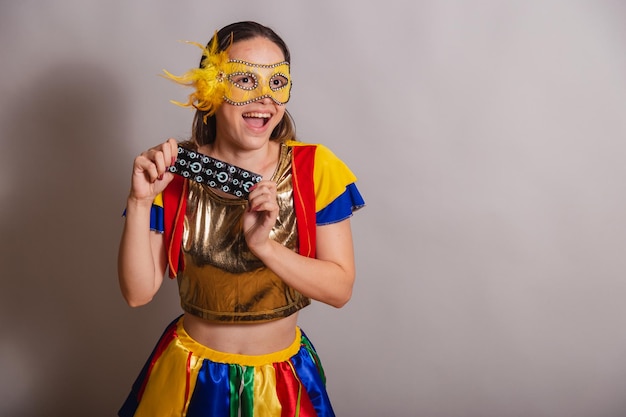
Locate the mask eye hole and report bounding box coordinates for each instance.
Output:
[270,74,289,91]
[229,72,258,90]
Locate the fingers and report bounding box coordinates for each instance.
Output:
[242,180,279,252]
[134,139,178,182]
[129,139,179,201]
[247,181,278,213]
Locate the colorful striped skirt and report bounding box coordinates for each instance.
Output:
[118,316,335,417]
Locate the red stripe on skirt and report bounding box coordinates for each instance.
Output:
[137,321,178,400]
[184,351,193,411]
[274,361,318,417]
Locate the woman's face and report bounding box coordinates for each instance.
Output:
[214,37,288,151]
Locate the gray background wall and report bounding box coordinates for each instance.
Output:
[1,1,626,416]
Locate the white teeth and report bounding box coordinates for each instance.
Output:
[243,112,270,118]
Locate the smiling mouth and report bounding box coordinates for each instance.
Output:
[242,112,271,128]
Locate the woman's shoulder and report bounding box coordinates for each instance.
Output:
[284,140,341,163]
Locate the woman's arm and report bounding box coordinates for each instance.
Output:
[118,201,167,306]
[259,220,355,308]
[244,181,356,308]
[117,139,178,306]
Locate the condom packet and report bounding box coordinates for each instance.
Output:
[168,147,262,199]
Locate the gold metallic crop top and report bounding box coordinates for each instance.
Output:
[177,144,311,323]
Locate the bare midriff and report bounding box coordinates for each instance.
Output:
[182,312,299,355]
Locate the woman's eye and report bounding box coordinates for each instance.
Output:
[270,75,288,90]
[230,73,257,88]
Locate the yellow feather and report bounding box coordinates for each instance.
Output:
[161,33,231,116]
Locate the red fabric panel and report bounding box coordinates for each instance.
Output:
[162,176,188,278]
[137,321,178,400]
[273,361,318,417]
[291,145,317,258]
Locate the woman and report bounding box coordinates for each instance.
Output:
[118,21,364,417]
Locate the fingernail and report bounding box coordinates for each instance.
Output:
[171,157,176,166]
[158,174,164,180]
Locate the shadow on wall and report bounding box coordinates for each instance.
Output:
[0,61,177,417]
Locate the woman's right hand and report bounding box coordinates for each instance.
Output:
[129,138,179,203]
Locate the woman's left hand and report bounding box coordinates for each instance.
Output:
[242,180,279,255]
